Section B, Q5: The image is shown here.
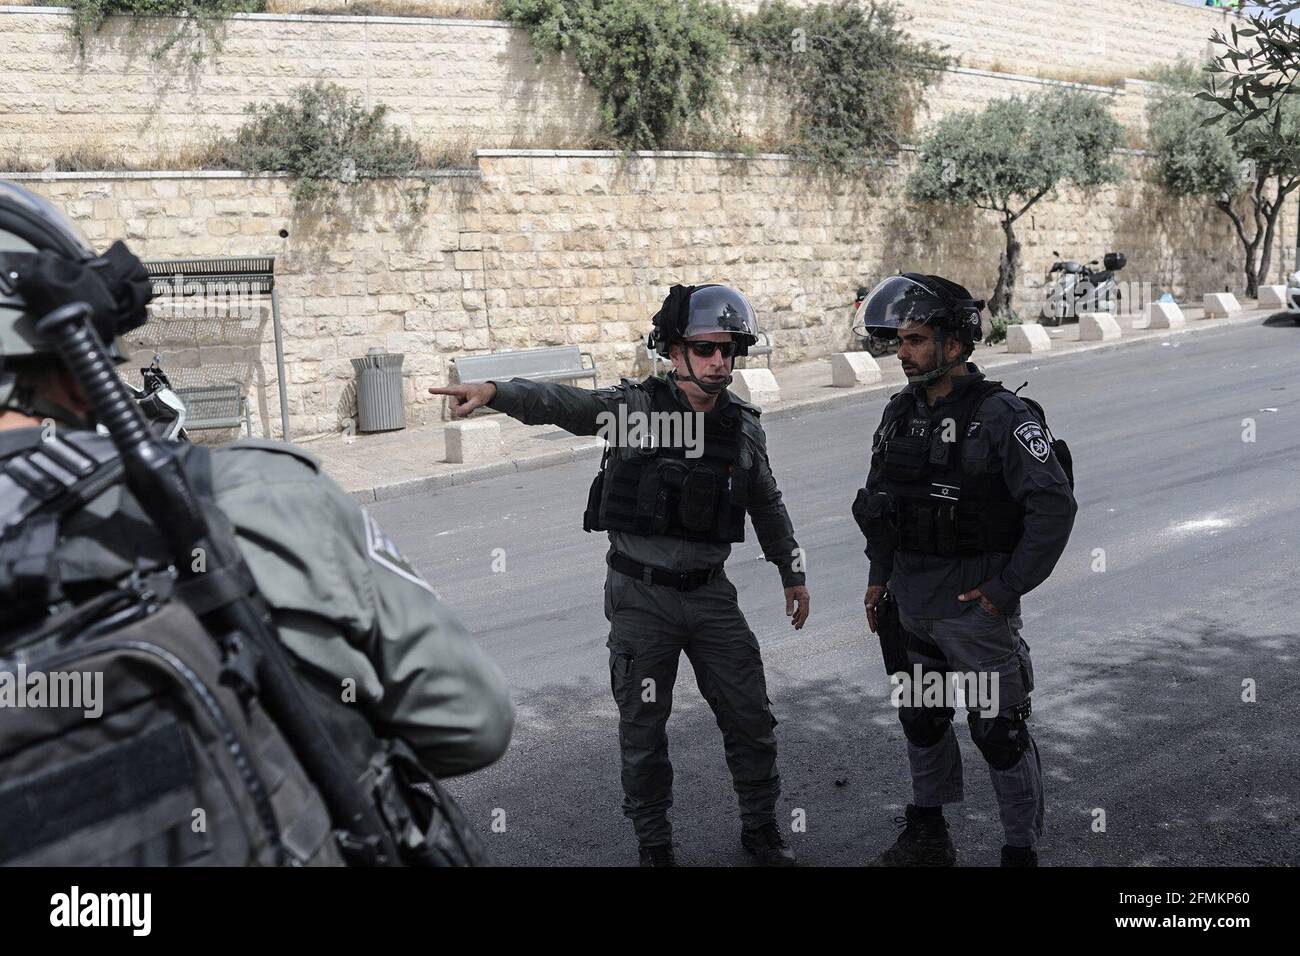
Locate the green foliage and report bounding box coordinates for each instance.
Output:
[502,0,948,167]
[907,90,1125,216]
[500,0,734,149]
[733,0,949,171]
[1202,2,1300,139]
[206,82,427,207]
[907,90,1123,317]
[985,314,1010,345]
[1148,58,1300,295]
[1146,61,1245,200]
[59,0,265,59]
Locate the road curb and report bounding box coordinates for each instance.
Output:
[348,307,1282,502]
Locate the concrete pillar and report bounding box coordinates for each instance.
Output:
[445,418,502,463]
[830,352,882,387]
[730,368,781,406]
[1144,301,1185,329]
[1079,312,1122,342]
[1006,323,1052,354]
[1202,292,1242,318]
[1257,285,1288,310]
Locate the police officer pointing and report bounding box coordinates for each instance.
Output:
[854,274,1077,867]
[431,284,810,866]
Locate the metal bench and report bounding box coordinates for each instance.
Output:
[176,383,252,436]
[646,330,773,374]
[452,345,598,387]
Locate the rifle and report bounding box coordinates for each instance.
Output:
[36,301,401,866]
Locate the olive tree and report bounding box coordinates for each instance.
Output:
[906,91,1124,320]
[1149,61,1300,297]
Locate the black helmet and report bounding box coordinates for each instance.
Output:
[648,284,760,358]
[0,180,154,371]
[853,272,984,346]
[647,283,760,395]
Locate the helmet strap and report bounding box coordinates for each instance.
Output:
[905,327,966,388]
[677,348,732,394]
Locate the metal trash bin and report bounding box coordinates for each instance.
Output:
[351,347,406,433]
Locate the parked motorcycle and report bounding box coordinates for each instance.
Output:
[852,285,898,357]
[1043,251,1127,326]
[104,354,189,442]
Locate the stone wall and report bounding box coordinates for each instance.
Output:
[15,150,1292,441]
[0,3,1213,163]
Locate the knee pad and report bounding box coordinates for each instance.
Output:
[899,704,954,748]
[968,700,1032,770]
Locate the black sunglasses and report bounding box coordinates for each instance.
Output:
[684,340,739,358]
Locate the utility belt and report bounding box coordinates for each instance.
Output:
[607,551,723,591]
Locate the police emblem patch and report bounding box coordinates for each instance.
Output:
[1013,421,1051,463]
[363,508,439,596]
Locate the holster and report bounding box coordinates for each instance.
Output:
[874,591,911,678]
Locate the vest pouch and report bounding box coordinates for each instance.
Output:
[677,465,721,533]
[635,459,682,535]
[882,435,928,482]
[582,467,605,532]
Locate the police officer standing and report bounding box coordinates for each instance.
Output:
[854,274,1076,867]
[431,284,810,866]
[0,181,514,864]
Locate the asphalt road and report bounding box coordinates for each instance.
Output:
[374,317,1300,866]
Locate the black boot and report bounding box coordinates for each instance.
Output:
[741,821,796,867]
[639,843,676,867]
[871,805,956,867]
[1000,844,1038,867]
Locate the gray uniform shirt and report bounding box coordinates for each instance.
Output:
[864,366,1077,619]
[0,429,515,779]
[488,375,806,588]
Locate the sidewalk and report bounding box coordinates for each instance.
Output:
[306,303,1278,502]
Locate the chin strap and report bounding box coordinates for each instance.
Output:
[678,349,732,394]
[904,328,968,388]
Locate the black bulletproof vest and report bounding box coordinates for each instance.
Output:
[583,376,749,543]
[874,379,1023,557]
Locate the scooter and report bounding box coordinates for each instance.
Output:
[103,353,189,442]
[852,285,898,357]
[1043,251,1126,326]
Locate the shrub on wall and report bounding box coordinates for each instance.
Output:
[500,0,733,150]
[205,82,428,207]
[58,0,265,58]
[733,0,949,171]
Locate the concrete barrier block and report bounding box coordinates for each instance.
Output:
[1202,292,1242,318]
[830,352,882,387]
[1078,312,1122,342]
[1144,301,1185,329]
[1006,323,1051,354]
[445,418,502,463]
[1257,285,1288,309]
[730,368,781,406]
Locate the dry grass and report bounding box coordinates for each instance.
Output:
[263,0,501,18]
[983,59,1130,90]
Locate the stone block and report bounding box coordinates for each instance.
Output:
[829,352,882,387]
[1006,323,1052,354]
[445,418,501,464]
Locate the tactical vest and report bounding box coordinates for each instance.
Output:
[0,430,485,867]
[583,376,750,543]
[873,380,1024,557]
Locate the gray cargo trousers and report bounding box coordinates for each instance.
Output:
[604,566,781,847]
[896,602,1045,848]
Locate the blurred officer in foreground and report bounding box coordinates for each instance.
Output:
[854,273,1076,867]
[0,180,512,865]
[431,284,810,867]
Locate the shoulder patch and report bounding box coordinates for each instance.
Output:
[362,508,439,597]
[226,437,321,471]
[1013,421,1051,463]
